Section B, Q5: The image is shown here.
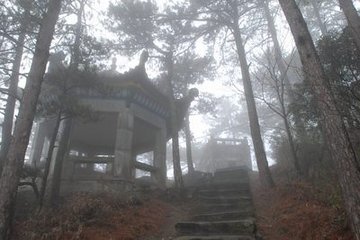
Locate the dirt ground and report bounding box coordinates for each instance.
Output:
[250,171,355,240]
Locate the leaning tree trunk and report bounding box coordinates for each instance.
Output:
[50,117,72,205]
[39,110,61,208]
[171,116,184,189]
[231,18,275,187]
[0,0,62,239]
[0,9,29,172]
[184,113,195,174]
[166,52,184,189]
[70,0,85,67]
[279,0,360,239]
[339,0,360,51]
[49,0,84,204]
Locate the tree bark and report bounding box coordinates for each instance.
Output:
[49,0,85,204]
[0,0,62,239]
[0,9,29,172]
[279,0,360,239]
[50,117,71,205]
[39,111,61,208]
[184,113,195,174]
[166,52,184,189]
[171,120,183,189]
[231,17,275,187]
[339,0,360,51]
[70,0,85,68]
[281,108,301,174]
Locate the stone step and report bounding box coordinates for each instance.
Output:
[196,207,253,215]
[175,235,256,240]
[214,166,250,174]
[198,188,250,198]
[191,211,254,222]
[175,219,256,236]
[212,178,250,186]
[213,168,249,180]
[213,174,249,183]
[198,183,250,192]
[200,196,252,205]
[197,202,253,214]
[175,168,258,240]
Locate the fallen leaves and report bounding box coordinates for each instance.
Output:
[251,173,354,240]
[14,191,179,240]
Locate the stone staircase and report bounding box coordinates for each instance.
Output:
[175,167,259,240]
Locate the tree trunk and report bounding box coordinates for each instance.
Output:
[262,0,304,173]
[171,122,183,189]
[282,113,301,174]
[184,113,195,174]
[70,0,85,68]
[166,52,184,189]
[310,0,328,36]
[50,117,72,205]
[0,9,29,172]
[169,82,184,188]
[49,0,85,204]
[279,0,360,239]
[0,0,62,238]
[39,111,61,208]
[232,20,275,187]
[339,0,360,51]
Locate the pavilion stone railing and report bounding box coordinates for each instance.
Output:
[65,156,159,181]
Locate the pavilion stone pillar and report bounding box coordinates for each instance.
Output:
[152,127,167,187]
[114,108,134,180]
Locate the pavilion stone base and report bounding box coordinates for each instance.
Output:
[59,179,135,196]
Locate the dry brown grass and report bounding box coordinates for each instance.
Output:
[13,191,188,240]
[251,169,354,240]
